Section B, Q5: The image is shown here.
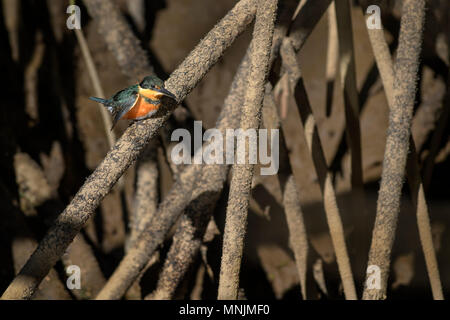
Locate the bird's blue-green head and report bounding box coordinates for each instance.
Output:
[139,75,176,100]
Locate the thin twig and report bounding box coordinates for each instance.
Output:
[325,2,338,117]
[363,0,426,300]
[1,0,257,300]
[127,143,159,249]
[74,27,115,149]
[24,32,45,123]
[217,0,278,300]
[2,0,20,62]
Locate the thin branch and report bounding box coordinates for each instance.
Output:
[265,84,311,299]
[123,141,159,300]
[1,0,257,300]
[74,27,115,149]
[217,0,278,300]
[334,0,368,273]
[283,175,309,299]
[127,143,159,249]
[360,1,443,300]
[363,0,426,300]
[2,0,20,62]
[24,32,45,123]
[280,38,357,300]
[335,0,364,189]
[325,2,338,117]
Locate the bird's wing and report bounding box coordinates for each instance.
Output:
[110,86,139,129]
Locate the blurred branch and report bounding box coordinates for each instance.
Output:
[288,0,332,52]
[334,0,368,268]
[363,0,426,300]
[2,0,20,62]
[83,0,154,80]
[1,0,257,300]
[217,0,277,300]
[325,2,338,117]
[127,145,159,250]
[4,194,71,300]
[265,84,311,299]
[24,32,45,124]
[124,141,159,300]
[422,92,450,190]
[62,234,106,299]
[74,27,116,149]
[283,175,308,299]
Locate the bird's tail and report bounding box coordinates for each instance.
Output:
[89,96,108,104]
[89,97,114,113]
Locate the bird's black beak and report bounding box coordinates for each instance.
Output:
[154,87,177,100]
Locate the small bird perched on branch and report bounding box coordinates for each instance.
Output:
[90,75,177,130]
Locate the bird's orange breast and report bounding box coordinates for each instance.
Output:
[123,96,159,120]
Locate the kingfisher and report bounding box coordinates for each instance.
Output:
[89,75,177,130]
